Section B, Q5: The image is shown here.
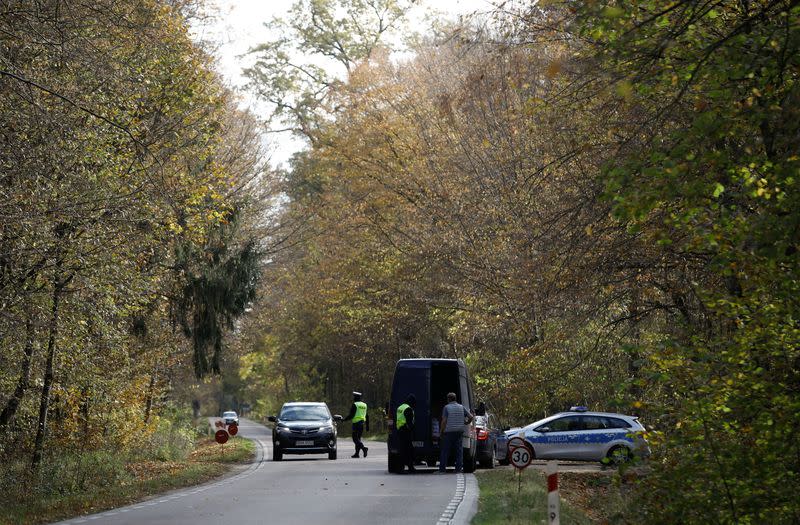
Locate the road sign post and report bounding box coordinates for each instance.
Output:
[546,460,560,525]
[509,441,532,493]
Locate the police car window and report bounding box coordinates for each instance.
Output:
[604,417,630,429]
[581,416,607,430]
[544,416,582,432]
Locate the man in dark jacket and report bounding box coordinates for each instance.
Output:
[342,391,369,458]
[396,394,417,473]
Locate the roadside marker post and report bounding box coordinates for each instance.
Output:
[546,460,560,525]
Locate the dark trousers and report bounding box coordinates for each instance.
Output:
[439,431,464,472]
[352,421,365,454]
[398,428,415,469]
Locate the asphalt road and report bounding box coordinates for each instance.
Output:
[53,418,477,525]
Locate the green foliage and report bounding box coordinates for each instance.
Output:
[0,0,264,474]
[245,0,413,139]
[174,211,263,378]
[142,410,199,462]
[573,0,800,521]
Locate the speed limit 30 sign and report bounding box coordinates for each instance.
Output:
[510,445,532,469]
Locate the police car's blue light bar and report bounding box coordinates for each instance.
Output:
[569,406,588,412]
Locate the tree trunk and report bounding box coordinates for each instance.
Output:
[0,316,35,429]
[143,373,156,423]
[31,262,65,470]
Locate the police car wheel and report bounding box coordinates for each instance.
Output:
[606,445,631,465]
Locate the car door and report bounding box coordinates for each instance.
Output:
[576,415,614,460]
[528,415,584,459]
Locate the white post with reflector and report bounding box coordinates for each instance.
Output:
[546,460,560,525]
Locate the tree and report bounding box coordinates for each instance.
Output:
[245,0,413,141]
[566,1,800,521]
[0,0,266,471]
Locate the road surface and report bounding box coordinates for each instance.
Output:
[53,418,477,525]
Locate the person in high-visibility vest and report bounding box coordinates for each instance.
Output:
[396,394,417,473]
[343,391,369,458]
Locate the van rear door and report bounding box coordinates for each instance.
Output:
[391,362,430,447]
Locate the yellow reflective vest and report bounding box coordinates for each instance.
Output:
[396,403,410,429]
[353,401,367,423]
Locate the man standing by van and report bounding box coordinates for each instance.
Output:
[343,391,369,458]
[438,392,473,473]
[396,394,417,473]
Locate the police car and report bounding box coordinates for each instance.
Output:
[506,407,648,464]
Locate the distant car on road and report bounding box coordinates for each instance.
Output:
[268,402,343,461]
[222,411,239,425]
[501,407,648,464]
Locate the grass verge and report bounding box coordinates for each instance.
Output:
[1,436,255,525]
[473,468,592,525]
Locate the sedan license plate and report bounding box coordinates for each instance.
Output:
[296,440,314,446]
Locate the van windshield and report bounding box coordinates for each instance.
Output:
[280,406,330,421]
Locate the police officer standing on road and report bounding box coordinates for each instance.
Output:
[396,394,417,473]
[343,391,369,458]
[437,392,473,473]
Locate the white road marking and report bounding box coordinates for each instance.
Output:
[437,473,469,525]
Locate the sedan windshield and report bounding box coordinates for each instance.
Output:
[223,412,236,417]
[280,406,330,421]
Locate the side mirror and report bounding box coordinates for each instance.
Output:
[267,415,276,423]
[333,415,343,422]
[536,426,550,433]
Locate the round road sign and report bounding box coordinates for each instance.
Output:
[228,423,239,436]
[215,429,229,444]
[510,445,532,469]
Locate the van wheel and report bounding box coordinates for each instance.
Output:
[273,446,283,461]
[388,452,403,473]
[329,449,337,460]
[463,450,477,473]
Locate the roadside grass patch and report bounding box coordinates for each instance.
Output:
[473,468,592,524]
[0,436,254,525]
